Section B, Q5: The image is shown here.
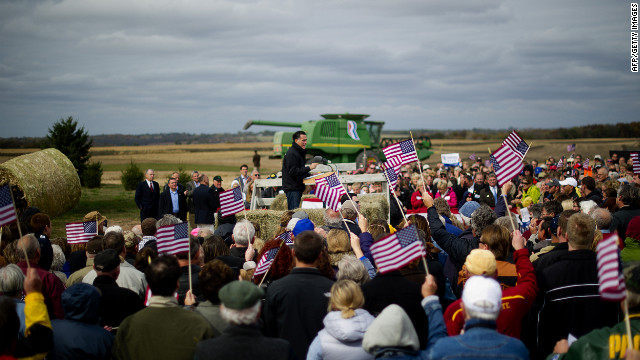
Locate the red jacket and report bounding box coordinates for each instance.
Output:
[17,261,65,320]
[443,248,538,339]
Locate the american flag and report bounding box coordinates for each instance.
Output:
[370,225,426,274]
[66,221,97,244]
[567,143,576,152]
[490,145,524,186]
[469,153,477,161]
[383,140,419,166]
[502,131,529,159]
[596,234,626,301]
[220,187,245,217]
[385,157,403,173]
[0,185,17,227]
[631,152,640,173]
[583,158,590,169]
[156,222,190,255]
[556,157,564,169]
[276,231,294,246]
[253,246,281,277]
[315,173,347,211]
[382,165,399,192]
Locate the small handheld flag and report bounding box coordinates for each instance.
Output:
[220,187,245,217]
[383,140,419,166]
[370,225,426,274]
[0,185,18,227]
[156,222,190,255]
[66,221,97,244]
[315,174,347,212]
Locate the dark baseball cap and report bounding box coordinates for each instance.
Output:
[213,176,223,181]
[94,249,121,272]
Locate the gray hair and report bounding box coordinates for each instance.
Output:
[337,255,370,285]
[197,228,214,239]
[104,225,123,235]
[146,168,154,174]
[156,214,182,229]
[495,215,519,233]
[51,244,66,271]
[619,184,640,206]
[0,264,24,296]
[220,301,261,325]
[579,200,598,215]
[232,220,255,246]
[470,205,497,238]
[191,170,199,176]
[17,234,40,260]
[529,203,543,219]
[323,209,343,228]
[591,208,612,230]
[341,207,357,221]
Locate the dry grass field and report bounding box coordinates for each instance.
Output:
[1,137,637,237]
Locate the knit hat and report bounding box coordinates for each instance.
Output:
[460,201,481,218]
[292,218,314,236]
[219,281,263,310]
[462,276,502,317]
[464,249,497,276]
[627,216,640,240]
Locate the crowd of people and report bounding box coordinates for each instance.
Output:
[0,150,640,359]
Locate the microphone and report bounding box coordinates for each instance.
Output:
[311,156,329,165]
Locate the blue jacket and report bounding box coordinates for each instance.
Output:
[49,284,114,360]
[429,319,529,360]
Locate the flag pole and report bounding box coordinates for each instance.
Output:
[409,132,429,196]
[502,190,517,233]
[8,182,28,269]
[258,240,285,287]
[624,298,633,347]
[188,239,193,293]
[488,147,492,155]
[95,214,99,235]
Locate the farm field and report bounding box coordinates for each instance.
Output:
[1,137,637,238]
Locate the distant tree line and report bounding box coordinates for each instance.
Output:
[0,122,637,148]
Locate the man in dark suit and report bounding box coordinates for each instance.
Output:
[193,174,220,229]
[158,178,188,221]
[185,170,200,227]
[135,169,160,222]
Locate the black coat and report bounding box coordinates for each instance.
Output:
[193,185,220,225]
[195,324,294,360]
[93,275,144,328]
[263,267,334,360]
[135,180,160,220]
[158,189,188,221]
[281,142,310,192]
[361,270,429,350]
[611,205,640,239]
[535,250,620,356]
[426,207,479,271]
[177,264,203,305]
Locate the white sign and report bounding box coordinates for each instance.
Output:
[441,153,461,166]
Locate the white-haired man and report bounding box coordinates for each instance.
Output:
[194,281,294,360]
[230,220,256,261]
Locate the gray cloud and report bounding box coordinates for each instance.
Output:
[0,0,637,137]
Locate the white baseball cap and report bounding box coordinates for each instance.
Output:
[462,276,502,316]
[559,177,577,187]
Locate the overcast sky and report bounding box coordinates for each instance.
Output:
[0,0,637,137]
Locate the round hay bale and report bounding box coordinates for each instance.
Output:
[270,193,287,211]
[358,194,389,222]
[0,148,81,218]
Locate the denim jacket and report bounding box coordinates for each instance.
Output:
[428,319,529,360]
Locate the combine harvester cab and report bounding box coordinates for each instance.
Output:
[243,113,433,167]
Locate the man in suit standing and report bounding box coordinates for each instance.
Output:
[135,169,160,222]
[193,174,220,230]
[185,170,200,228]
[159,178,188,222]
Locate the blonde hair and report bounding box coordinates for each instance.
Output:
[328,279,365,319]
[327,229,351,253]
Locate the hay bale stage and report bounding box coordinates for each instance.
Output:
[235,193,389,240]
[0,148,81,218]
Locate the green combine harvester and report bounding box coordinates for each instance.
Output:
[243,113,433,166]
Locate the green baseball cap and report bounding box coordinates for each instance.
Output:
[219,281,264,309]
